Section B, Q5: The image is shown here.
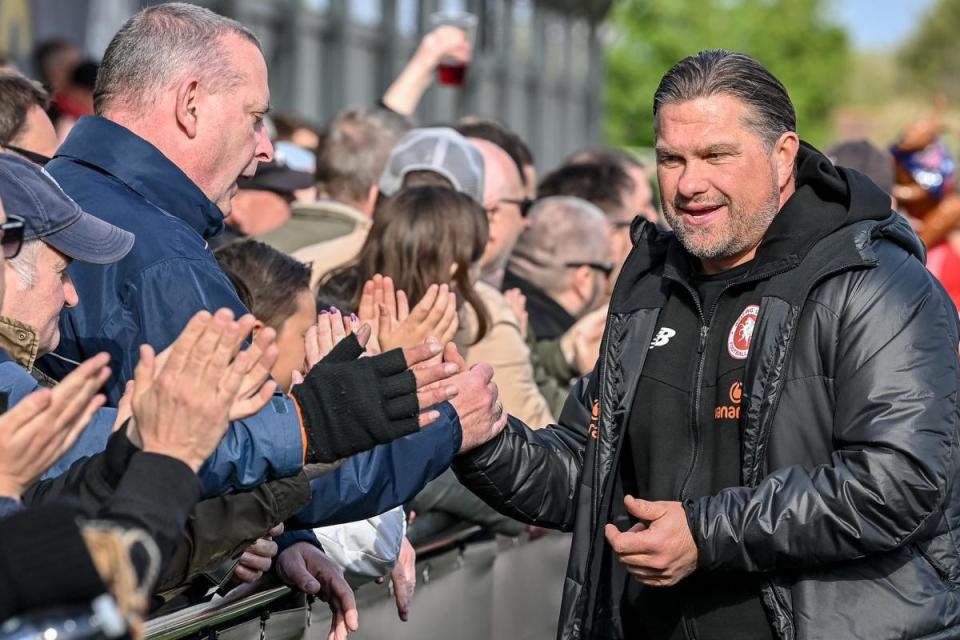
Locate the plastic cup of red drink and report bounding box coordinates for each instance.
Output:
[428,11,477,88]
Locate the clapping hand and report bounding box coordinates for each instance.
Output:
[357,275,459,354]
[0,353,110,498]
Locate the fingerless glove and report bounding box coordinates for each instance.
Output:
[291,335,420,464]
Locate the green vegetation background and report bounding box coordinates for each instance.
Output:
[604,0,960,155]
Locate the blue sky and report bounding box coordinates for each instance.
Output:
[831,0,936,49]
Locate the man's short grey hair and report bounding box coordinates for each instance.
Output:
[315,108,413,204]
[94,2,262,116]
[508,196,609,296]
[7,240,42,289]
[653,49,796,148]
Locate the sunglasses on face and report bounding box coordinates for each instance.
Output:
[1,215,25,259]
[485,197,536,218]
[565,260,615,277]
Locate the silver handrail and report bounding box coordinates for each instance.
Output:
[145,586,291,640]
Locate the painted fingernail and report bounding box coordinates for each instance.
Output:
[319,310,328,315]
[330,306,340,314]
[350,313,358,322]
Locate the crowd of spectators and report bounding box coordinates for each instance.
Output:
[0,2,956,639]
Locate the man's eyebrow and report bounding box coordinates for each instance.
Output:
[655,143,740,156]
[701,143,740,155]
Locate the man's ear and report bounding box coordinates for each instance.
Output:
[572,265,593,302]
[775,131,800,191]
[175,78,201,139]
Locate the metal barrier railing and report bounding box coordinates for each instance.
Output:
[1,527,567,640]
[142,524,492,640]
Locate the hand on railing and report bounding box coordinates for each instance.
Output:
[391,535,417,621]
[276,542,358,640]
[233,523,284,584]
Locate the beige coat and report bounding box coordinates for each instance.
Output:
[257,200,371,289]
[455,282,555,428]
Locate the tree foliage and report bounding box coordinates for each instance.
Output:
[604,0,850,148]
[899,0,960,103]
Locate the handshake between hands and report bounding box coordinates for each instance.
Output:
[0,295,506,500]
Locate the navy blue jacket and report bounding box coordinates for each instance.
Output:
[38,116,460,524]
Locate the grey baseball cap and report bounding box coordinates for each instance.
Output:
[378,127,484,203]
[0,153,134,264]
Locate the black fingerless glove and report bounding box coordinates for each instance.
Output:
[291,337,420,464]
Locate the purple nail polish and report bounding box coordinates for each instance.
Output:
[330,306,340,314]
[350,313,358,322]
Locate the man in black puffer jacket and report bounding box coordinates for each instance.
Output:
[454,49,960,640]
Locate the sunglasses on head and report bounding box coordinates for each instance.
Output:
[1,215,25,259]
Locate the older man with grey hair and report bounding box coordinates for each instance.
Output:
[37,3,504,629]
[504,196,610,342]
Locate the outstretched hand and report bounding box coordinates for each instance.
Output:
[441,343,508,451]
[276,542,358,640]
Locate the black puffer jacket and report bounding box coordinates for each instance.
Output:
[455,144,960,640]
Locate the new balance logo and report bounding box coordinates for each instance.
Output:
[650,327,677,348]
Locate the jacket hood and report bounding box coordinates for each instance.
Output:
[752,141,922,268]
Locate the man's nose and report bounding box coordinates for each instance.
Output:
[63,278,80,308]
[676,162,710,199]
[255,125,274,163]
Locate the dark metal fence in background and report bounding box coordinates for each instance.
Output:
[6,0,612,168]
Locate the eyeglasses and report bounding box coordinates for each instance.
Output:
[565,260,614,277]
[485,197,536,218]
[1,215,25,259]
[2,144,51,167]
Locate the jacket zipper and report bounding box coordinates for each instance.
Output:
[591,316,614,531]
[675,284,718,501]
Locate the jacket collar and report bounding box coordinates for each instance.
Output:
[54,116,225,239]
[0,316,41,372]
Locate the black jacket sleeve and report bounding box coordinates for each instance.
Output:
[688,245,960,573]
[0,502,107,618]
[21,425,138,510]
[96,452,201,566]
[157,472,312,591]
[452,373,593,531]
[19,424,201,571]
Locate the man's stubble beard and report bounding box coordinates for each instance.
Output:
[664,179,780,262]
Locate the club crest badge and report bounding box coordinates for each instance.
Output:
[727,305,759,360]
